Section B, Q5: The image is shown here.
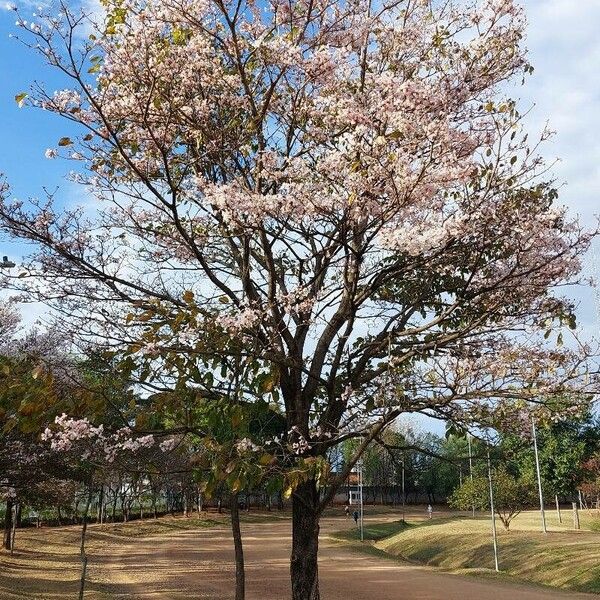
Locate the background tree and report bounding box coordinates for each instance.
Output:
[499,417,594,505]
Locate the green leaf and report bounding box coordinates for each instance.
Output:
[15,92,28,107]
[231,405,243,429]
[204,372,214,388]
[259,453,273,466]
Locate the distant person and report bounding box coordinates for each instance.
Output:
[353,510,359,525]
[344,504,350,518]
[427,504,433,519]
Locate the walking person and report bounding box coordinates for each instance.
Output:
[427,504,433,519]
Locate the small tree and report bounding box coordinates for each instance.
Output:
[449,467,537,530]
[579,455,600,510]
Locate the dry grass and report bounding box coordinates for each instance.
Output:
[362,510,600,594]
[0,514,228,599]
[6,506,600,598]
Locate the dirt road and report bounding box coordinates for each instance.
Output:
[92,515,595,600]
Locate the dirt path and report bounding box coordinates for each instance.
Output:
[93,515,596,600]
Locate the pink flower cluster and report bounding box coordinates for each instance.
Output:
[41,414,104,452]
[42,414,156,463]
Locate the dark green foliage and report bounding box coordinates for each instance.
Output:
[449,468,537,530]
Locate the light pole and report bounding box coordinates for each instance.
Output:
[468,433,475,517]
[487,449,499,572]
[358,459,364,542]
[401,453,406,523]
[532,417,547,534]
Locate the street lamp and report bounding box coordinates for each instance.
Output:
[531,417,547,534]
[357,459,364,542]
[487,449,500,572]
[468,433,475,517]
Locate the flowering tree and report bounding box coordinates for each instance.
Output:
[40,412,169,599]
[0,0,598,597]
[0,315,74,550]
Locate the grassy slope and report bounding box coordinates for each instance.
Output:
[337,510,600,594]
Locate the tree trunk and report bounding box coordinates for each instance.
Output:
[10,504,17,556]
[10,504,20,556]
[3,498,13,551]
[78,487,93,600]
[97,487,104,524]
[120,495,128,522]
[230,494,245,600]
[290,479,320,600]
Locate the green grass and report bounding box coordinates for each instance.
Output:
[333,519,410,542]
[334,510,600,594]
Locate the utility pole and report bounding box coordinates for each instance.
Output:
[358,459,364,542]
[468,433,475,517]
[532,417,547,534]
[487,449,499,572]
[401,453,406,522]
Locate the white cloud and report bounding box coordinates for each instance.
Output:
[521,0,600,224]
[517,1,600,338]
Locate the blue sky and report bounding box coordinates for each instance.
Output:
[0,0,599,434]
[0,4,70,198]
[1,1,597,269]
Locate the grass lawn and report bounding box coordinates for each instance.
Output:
[334,509,600,594]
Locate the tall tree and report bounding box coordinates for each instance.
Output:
[0,1,596,597]
[500,417,593,501]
